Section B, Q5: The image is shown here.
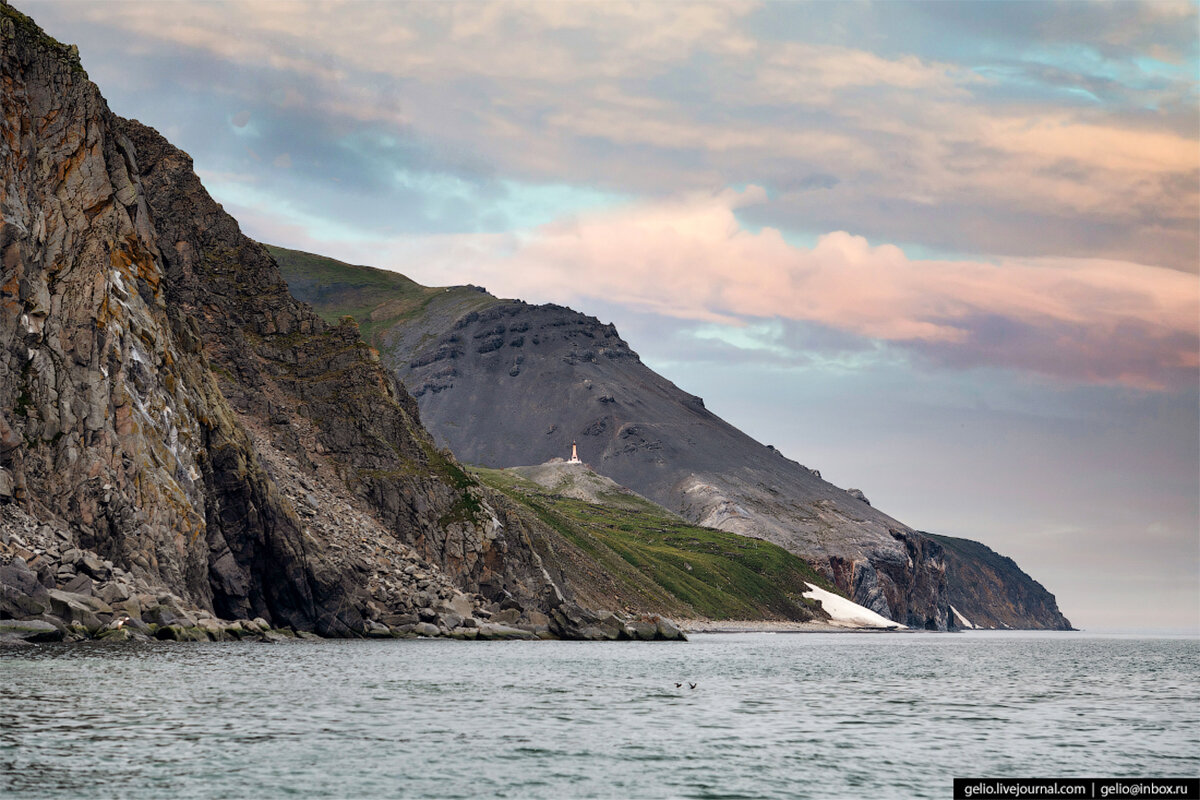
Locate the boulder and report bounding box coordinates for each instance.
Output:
[116,596,142,619]
[629,620,659,641]
[95,627,135,642]
[491,607,521,625]
[198,618,226,639]
[76,554,112,581]
[549,601,627,640]
[96,582,131,605]
[141,602,196,628]
[0,618,63,642]
[655,618,686,641]
[447,592,474,618]
[61,574,95,596]
[476,623,537,640]
[577,625,619,641]
[155,624,186,641]
[46,590,110,634]
[364,621,392,638]
[0,558,52,618]
[847,489,871,506]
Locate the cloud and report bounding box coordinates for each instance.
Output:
[401,188,1197,389]
[37,0,1197,271]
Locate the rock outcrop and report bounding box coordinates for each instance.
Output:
[926,533,1074,630]
[0,4,666,642]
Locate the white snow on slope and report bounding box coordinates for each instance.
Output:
[951,605,976,629]
[803,583,907,629]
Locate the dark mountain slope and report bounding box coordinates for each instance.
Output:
[926,533,1073,630]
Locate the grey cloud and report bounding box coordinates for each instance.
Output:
[909,313,1199,389]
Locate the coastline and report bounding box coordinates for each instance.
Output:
[678,619,908,634]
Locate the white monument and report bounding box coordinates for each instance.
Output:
[568,441,581,464]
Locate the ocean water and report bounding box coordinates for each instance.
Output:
[1,631,1196,799]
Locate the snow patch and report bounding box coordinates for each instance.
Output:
[803,583,906,629]
[951,605,976,629]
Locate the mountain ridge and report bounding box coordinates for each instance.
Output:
[274,244,1073,631]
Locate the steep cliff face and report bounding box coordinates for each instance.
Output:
[926,533,1074,630]
[113,118,561,616]
[274,248,957,630]
[0,5,594,638]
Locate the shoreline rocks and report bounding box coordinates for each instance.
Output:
[2,506,686,645]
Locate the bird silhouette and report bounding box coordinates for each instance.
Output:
[675,682,682,688]
[689,683,697,690]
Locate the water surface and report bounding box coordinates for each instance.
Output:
[2,631,1196,799]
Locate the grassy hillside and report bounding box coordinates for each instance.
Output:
[474,466,839,621]
[266,244,497,349]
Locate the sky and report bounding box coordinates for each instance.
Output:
[26,0,1198,631]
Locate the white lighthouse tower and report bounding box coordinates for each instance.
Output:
[568,441,581,464]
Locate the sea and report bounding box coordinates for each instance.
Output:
[1,631,1197,799]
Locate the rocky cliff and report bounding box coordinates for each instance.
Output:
[0,4,683,643]
[274,248,965,630]
[926,533,1073,630]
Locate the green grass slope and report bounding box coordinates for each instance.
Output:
[474,466,839,621]
[266,244,497,349]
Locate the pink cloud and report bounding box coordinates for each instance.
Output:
[391,188,1197,389]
